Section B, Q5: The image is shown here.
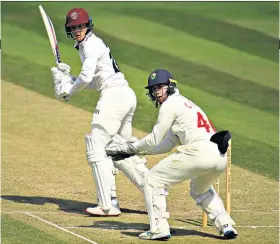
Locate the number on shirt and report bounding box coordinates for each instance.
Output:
[197,112,215,133]
[109,52,120,73]
[104,43,121,73]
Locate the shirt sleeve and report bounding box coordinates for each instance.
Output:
[133,100,176,152]
[139,130,179,155]
[69,39,101,95]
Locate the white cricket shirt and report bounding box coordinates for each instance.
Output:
[134,90,216,154]
[69,32,127,94]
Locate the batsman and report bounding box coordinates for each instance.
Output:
[106,69,238,240]
[50,8,138,216]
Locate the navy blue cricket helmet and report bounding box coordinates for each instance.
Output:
[146,69,177,107]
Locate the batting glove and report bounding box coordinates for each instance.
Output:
[57,62,71,74]
[57,63,77,84]
[54,75,72,101]
[51,67,64,85]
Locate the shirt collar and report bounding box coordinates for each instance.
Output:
[172,88,180,96]
[74,31,93,50]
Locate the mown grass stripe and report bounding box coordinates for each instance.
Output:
[24,212,99,244]
[231,132,278,180]
[94,15,278,90]
[7,13,279,91]
[222,19,278,38]
[0,23,81,72]
[1,214,68,244]
[113,7,278,63]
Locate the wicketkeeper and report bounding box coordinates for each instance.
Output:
[106,69,238,240]
[50,7,137,216]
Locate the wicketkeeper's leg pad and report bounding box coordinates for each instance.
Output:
[143,177,170,233]
[190,186,235,233]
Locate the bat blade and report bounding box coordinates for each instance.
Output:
[39,5,61,64]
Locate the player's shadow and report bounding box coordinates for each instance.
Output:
[78,220,149,230]
[1,195,147,215]
[79,220,223,240]
[175,218,214,227]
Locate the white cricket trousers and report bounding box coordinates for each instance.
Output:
[87,84,137,205]
[147,141,227,195]
[91,84,137,139]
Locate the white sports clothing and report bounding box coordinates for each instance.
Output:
[51,67,71,101]
[222,224,238,239]
[86,203,121,217]
[106,135,149,191]
[57,63,71,75]
[70,32,127,94]
[85,133,114,210]
[65,31,137,212]
[91,85,136,137]
[51,67,64,85]
[134,89,215,152]
[133,89,236,238]
[114,155,149,191]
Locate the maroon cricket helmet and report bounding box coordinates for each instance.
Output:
[64,8,94,39]
[65,8,90,27]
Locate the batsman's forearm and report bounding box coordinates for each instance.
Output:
[69,77,90,95]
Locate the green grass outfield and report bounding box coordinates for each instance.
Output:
[1,2,279,244]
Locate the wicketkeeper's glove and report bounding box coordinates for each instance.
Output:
[105,134,140,159]
[106,141,137,156]
[110,153,135,161]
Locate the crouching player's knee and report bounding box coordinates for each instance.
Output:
[107,134,149,191]
[114,155,149,191]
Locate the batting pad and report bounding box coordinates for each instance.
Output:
[85,134,116,210]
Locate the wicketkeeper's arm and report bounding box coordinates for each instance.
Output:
[136,130,179,155]
[133,101,175,152]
